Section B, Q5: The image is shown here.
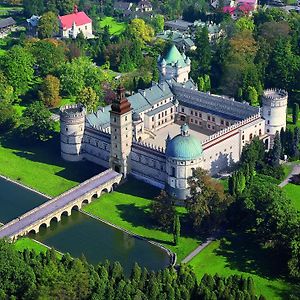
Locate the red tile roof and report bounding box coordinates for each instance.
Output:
[59,11,91,30]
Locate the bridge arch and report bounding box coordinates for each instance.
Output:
[28,229,36,235]
[61,211,69,218]
[39,223,47,232]
[101,188,109,195]
[72,205,79,211]
[81,199,89,207]
[112,183,118,191]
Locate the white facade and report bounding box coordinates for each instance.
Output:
[262,89,288,136]
[60,22,93,39]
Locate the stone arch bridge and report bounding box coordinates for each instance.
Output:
[0,169,122,241]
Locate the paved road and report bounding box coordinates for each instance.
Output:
[0,169,121,239]
[279,163,300,188]
[181,237,215,264]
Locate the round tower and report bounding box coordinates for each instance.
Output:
[165,124,203,200]
[60,104,85,161]
[262,89,288,136]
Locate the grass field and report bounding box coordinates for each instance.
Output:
[98,17,127,35]
[0,4,23,16]
[190,233,300,300]
[14,238,49,253]
[283,183,300,210]
[83,178,201,262]
[0,134,104,197]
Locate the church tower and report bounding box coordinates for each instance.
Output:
[109,86,132,177]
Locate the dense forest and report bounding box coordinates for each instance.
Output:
[0,239,265,300]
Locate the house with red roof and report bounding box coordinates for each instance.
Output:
[58,6,93,39]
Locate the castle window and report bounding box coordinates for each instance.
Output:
[114,135,117,139]
[226,121,229,126]
[195,120,198,124]
[152,117,154,122]
[114,128,117,132]
[195,112,198,117]
[181,108,184,113]
[158,121,160,125]
[171,115,173,119]
[191,110,193,115]
[250,133,253,140]
[242,135,245,140]
[267,129,270,133]
[208,124,211,129]
[171,108,173,113]
[171,167,175,177]
[165,118,167,122]
[115,144,117,148]
[259,129,262,135]
[267,120,270,124]
[125,116,128,121]
[165,111,167,116]
[199,113,202,118]
[268,111,271,116]
[221,120,224,125]
[208,115,211,121]
[66,127,68,132]
[191,119,193,123]
[212,126,215,130]
[114,117,116,122]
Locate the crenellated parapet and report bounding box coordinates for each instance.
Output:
[262,89,288,107]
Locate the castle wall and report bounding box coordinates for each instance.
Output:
[201,115,264,175]
[82,128,111,169]
[131,142,167,185]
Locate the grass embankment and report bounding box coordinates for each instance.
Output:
[190,233,300,300]
[84,178,201,262]
[0,134,104,197]
[14,238,49,253]
[98,17,127,35]
[283,183,300,210]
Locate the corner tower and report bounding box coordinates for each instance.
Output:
[158,45,191,83]
[109,86,133,177]
[60,104,85,161]
[262,89,288,136]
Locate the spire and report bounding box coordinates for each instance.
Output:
[111,86,131,115]
[166,133,171,147]
[181,124,189,136]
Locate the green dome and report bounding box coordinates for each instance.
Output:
[166,124,203,160]
[164,45,186,67]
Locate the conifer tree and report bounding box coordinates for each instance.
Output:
[173,214,181,245]
[292,103,299,125]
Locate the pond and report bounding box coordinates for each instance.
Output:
[0,177,171,275]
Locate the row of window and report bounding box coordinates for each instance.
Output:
[187,109,231,126]
[241,129,262,141]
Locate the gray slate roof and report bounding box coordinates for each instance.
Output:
[172,85,259,121]
[0,17,16,29]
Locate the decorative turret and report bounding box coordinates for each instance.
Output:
[60,104,85,162]
[262,88,288,137]
[109,86,133,177]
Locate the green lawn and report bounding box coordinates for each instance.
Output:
[14,238,49,253]
[98,17,127,35]
[0,5,23,16]
[83,178,201,262]
[190,233,300,300]
[283,183,300,210]
[0,134,104,197]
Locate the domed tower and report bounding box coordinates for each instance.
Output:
[132,111,144,142]
[158,45,191,83]
[262,89,288,136]
[165,124,203,200]
[60,104,85,161]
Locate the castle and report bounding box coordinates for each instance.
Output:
[60,45,288,199]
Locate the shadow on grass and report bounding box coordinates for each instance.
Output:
[115,203,203,242]
[215,232,285,279]
[0,133,104,183]
[214,232,300,299]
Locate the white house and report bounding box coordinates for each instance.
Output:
[58,6,93,39]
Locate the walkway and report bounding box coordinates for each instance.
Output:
[0,169,122,240]
[279,163,300,188]
[181,237,215,264]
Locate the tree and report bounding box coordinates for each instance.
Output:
[173,214,180,245]
[23,0,44,16]
[56,0,76,14]
[0,101,17,133]
[186,168,230,232]
[269,132,281,167]
[38,12,59,39]
[0,46,35,97]
[29,39,66,76]
[236,17,255,32]
[292,103,299,125]
[20,101,55,141]
[38,75,61,108]
[152,15,164,33]
[247,86,259,106]
[198,76,205,91]
[150,190,175,231]
[0,72,14,103]
[76,87,98,113]
[128,19,155,45]
[193,26,211,77]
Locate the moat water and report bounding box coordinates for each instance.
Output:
[0,177,170,274]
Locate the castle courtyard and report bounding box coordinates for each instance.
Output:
[144,122,212,148]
